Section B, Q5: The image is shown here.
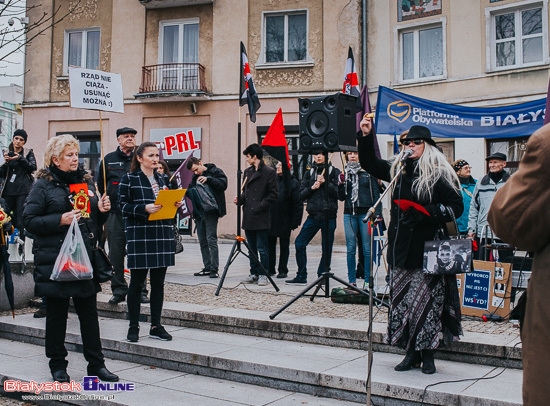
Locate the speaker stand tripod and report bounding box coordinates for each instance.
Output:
[215,109,279,296]
[270,151,386,320]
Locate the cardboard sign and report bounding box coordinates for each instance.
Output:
[456,260,512,318]
[69,67,124,113]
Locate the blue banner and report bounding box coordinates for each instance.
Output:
[375,86,546,139]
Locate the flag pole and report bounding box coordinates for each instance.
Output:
[99,111,106,193]
[237,105,242,237]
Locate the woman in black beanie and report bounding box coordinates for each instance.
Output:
[0,129,37,242]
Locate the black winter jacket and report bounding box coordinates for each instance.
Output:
[338,168,381,216]
[0,148,36,196]
[23,169,104,298]
[188,163,228,218]
[96,147,133,214]
[269,175,303,237]
[358,133,463,269]
[300,163,340,221]
[238,161,278,230]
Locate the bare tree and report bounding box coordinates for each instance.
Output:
[0,0,82,79]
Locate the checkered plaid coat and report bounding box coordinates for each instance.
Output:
[119,170,175,269]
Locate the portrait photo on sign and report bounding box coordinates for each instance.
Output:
[423,239,472,275]
[494,267,504,280]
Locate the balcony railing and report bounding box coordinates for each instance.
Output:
[139,63,207,94]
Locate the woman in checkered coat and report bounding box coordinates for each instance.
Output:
[119,142,182,343]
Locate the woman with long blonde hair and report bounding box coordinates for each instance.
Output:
[358,120,463,375]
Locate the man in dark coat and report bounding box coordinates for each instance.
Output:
[186,157,228,278]
[268,161,303,279]
[286,152,341,285]
[96,127,139,304]
[235,144,278,286]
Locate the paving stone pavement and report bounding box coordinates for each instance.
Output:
[105,237,520,337]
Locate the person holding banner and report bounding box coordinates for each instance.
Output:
[119,142,183,343]
[22,134,118,383]
[358,118,463,375]
[96,127,140,305]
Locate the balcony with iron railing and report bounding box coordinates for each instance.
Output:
[137,63,207,98]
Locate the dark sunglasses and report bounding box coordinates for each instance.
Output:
[401,139,425,146]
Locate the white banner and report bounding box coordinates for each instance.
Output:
[69,67,124,113]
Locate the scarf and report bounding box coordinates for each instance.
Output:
[345,161,362,204]
[49,164,86,185]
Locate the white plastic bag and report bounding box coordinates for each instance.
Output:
[50,216,93,281]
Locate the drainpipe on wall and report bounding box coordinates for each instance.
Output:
[361,0,367,87]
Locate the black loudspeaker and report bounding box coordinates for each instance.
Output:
[298,93,358,153]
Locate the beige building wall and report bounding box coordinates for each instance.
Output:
[23,0,550,244]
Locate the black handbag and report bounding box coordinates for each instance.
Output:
[174,225,184,254]
[91,246,114,283]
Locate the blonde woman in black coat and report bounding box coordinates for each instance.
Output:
[358,118,463,375]
[23,134,118,383]
[119,142,182,343]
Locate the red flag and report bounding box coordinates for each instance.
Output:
[239,42,261,123]
[262,108,290,171]
[343,47,362,109]
[172,151,196,218]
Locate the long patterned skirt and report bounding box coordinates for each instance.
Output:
[386,267,462,351]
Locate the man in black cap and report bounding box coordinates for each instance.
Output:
[97,127,143,304]
[468,152,510,260]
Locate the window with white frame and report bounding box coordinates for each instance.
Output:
[159,19,199,90]
[487,1,547,70]
[398,21,445,82]
[262,10,308,64]
[64,28,100,74]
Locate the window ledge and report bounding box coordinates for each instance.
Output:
[255,61,315,70]
[57,76,69,81]
[486,62,549,75]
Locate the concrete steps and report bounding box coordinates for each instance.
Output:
[94,294,522,369]
[0,309,522,405]
[0,338,364,406]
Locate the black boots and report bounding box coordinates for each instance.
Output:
[395,348,437,374]
[394,348,422,371]
[421,349,436,374]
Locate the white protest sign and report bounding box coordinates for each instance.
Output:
[150,128,202,161]
[69,67,124,113]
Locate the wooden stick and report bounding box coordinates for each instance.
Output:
[99,111,106,193]
[240,176,248,191]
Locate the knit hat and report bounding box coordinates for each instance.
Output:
[452,159,469,172]
[13,129,28,143]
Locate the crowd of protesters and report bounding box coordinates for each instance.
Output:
[1,120,540,391]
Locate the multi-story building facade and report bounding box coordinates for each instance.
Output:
[21,0,549,239]
[0,84,23,150]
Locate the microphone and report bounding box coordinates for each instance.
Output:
[400,149,413,162]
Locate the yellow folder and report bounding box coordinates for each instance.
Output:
[148,189,186,221]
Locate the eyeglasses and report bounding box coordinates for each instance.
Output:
[401,139,424,146]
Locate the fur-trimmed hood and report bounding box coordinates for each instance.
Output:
[36,167,92,182]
